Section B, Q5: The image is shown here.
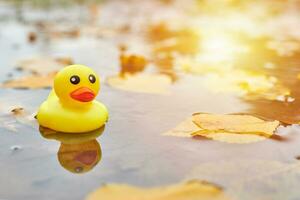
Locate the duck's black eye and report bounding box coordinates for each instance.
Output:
[70,75,80,85]
[89,74,96,83]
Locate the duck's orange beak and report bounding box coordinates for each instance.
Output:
[70,87,95,102]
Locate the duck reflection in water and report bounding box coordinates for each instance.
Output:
[39,125,105,174]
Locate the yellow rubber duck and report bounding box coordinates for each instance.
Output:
[37,65,108,133]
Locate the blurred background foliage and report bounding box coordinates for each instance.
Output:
[2,0,104,8]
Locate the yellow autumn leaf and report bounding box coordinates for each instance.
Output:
[163,117,202,137]
[107,74,172,94]
[86,180,231,200]
[192,113,279,137]
[1,73,55,89]
[164,113,279,144]
[193,131,267,144]
[119,54,147,75]
[16,56,73,75]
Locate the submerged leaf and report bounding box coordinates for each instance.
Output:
[86,180,230,200]
[107,74,172,94]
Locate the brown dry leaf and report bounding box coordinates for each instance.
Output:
[107,74,172,94]
[1,73,55,89]
[120,54,148,75]
[192,113,280,137]
[86,180,231,200]
[16,56,73,75]
[163,117,201,137]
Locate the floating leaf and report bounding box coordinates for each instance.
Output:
[36,22,80,39]
[164,113,279,144]
[163,117,201,137]
[86,180,230,200]
[194,131,267,144]
[120,54,147,75]
[0,107,36,132]
[1,73,55,89]
[192,113,280,137]
[107,74,172,94]
[16,56,73,75]
[11,107,25,115]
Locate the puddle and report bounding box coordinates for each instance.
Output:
[0,0,300,200]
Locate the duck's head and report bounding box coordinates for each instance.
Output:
[54,65,100,105]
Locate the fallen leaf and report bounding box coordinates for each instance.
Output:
[107,74,172,94]
[1,73,55,89]
[163,117,201,137]
[192,113,280,137]
[120,54,148,76]
[86,180,231,200]
[16,56,73,75]
[0,109,37,132]
[194,131,267,144]
[36,22,80,39]
[164,113,279,144]
[11,107,25,115]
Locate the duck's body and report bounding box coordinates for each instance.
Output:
[37,65,108,133]
[38,90,108,133]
